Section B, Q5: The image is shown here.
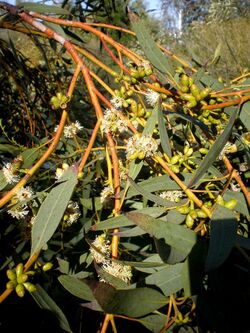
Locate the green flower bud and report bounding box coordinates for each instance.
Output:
[196,209,208,218]
[120,86,126,96]
[170,155,180,165]
[216,195,225,206]
[23,282,36,293]
[50,96,60,110]
[181,74,189,87]
[127,152,138,160]
[138,151,146,159]
[199,148,209,154]
[145,111,152,118]
[200,87,211,99]
[17,274,28,284]
[224,199,238,210]
[170,165,180,173]
[209,99,216,105]
[186,99,197,108]
[181,93,195,102]
[181,86,189,93]
[190,84,200,99]
[189,209,198,219]
[188,77,194,87]
[42,263,53,272]
[122,101,129,108]
[130,101,138,115]
[186,214,194,228]
[130,68,139,78]
[127,89,134,97]
[16,283,25,297]
[184,147,193,157]
[6,281,17,290]
[15,263,23,277]
[7,269,16,281]
[177,206,190,214]
[77,171,84,179]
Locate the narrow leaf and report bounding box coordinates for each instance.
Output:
[91,207,166,231]
[31,166,78,256]
[58,275,94,301]
[142,100,159,136]
[127,176,187,207]
[21,148,41,169]
[31,284,72,333]
[129,12,174,81]
[137,313,166,333]
[20,2,70,15]
[240,101,250,131]
[158,104,172,156]
[188,109,238,187]
[146,263,183,296]
[205,205,237,271]
[126,212,196,262]
[93,283,167,317]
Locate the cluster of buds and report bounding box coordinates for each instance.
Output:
[50,92,69,110]
[6,263,36,297]
[167,144,195,173]
[180,74,211,109]
[216,195,238,210]
[177,204,208,229]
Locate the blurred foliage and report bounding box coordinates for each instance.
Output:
[0,1,249,333]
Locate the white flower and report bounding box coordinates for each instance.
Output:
[64,201,81,226]
[7,205,29,220]
[55,163,69,180]
[219,142,237,160]
[145,89,160,106]
[131,119,139,129]
[100,186,114,204]
[90,233,111,264]
[64,121,83,138]
[102,261,132,284]
[126,133,158,159]
[101,108,128,134]
[230,183,241,192]
[110,96,124,109]
[159,190,183,202]
[2,162,20,184]
[16,186,34,202]
[141,61,151,72]
[55,121,83,138]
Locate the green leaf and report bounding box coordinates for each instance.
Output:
[223,191,249,217]
[0,144,20,155]
[0,171,8,191]
[126,212,196,262]
[31,284,72,333]
[205,205,237,272]
[142,100,159,136]
[93,283,167,317]
[58,275,94,301]
[91,207,166,231]
[240,101,250,131]
[158,104,172,157]
[127,176,187,208]
[137,313,166,333]
[20,2,70,15]
[188,109,238,187]
[146,263,183,296]
[31,166,78,257]
[129,13,174,82]
[20,148,41,169]
[95,265,130,289]
[125,173,193,199]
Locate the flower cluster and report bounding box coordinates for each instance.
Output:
[54,121,83,138]
[159,190,183,202]
[145,89,160,106]
[100,186,114,204]
[90,233,132,283]
[2,162,20,184]
[110,95,125,109]
[101,108,129,134]
[126,133,158,160]
[63,201,81,227]
[55,163,69,180]
[7,186,34,220]
[219,142,237,160]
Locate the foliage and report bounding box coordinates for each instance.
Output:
[0,1,250,333]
